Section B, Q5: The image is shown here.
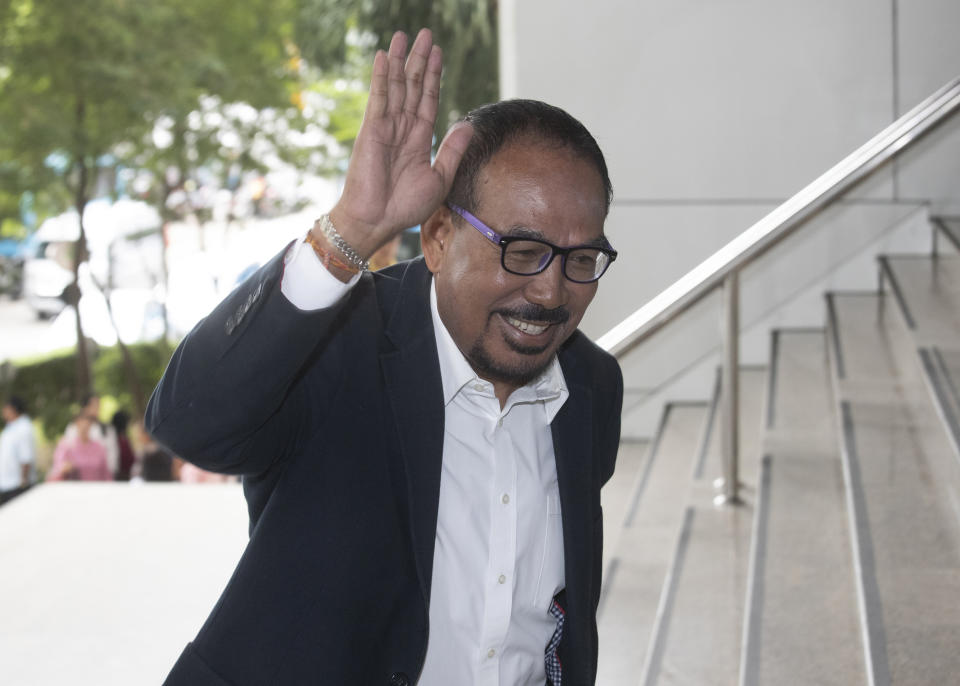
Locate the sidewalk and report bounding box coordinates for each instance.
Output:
[0,482,248,685]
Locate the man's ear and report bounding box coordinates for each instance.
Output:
[421,205,453,273]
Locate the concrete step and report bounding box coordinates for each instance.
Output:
[880,254,960,346]
[627,367,765,686]
[827,291,960,685]
[881,253,960,464]
[598,403,708,684]
[933,216,960,254]
[639,501,752,686]
[918,347,960,459]
[695,366,768,492]
[741,330,865,685]
[603,438,652,575]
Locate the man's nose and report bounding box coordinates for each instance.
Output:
[522,256,568,309]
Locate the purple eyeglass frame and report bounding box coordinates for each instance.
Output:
[446,203,617,282]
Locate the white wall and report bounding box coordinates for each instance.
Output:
[499,0,960,339]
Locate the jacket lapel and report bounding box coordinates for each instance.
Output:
[378,260,446,602]
[552,360,598,621]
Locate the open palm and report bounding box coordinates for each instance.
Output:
[331,29,473,259]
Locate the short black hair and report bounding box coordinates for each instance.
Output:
[446,99,613,215]
[111,409,130,433]
[5,396,26,415]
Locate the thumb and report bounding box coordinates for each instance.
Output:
[432,121,474,194]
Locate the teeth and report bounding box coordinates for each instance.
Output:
[506,316,548,335]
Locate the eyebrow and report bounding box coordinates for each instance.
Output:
[504,225,547,241]
[504,224,610,248]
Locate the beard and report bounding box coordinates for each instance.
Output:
[466,308,568,389]
[466,336,554,390]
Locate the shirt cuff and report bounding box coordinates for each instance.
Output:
[280,232,361,311]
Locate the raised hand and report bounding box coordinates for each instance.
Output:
[328,29,473,260]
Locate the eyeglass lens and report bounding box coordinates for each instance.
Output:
[503,240,610,282]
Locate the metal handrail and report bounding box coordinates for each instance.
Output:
[598,75,960,504]
[597,75,960,358]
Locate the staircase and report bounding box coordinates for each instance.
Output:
[597,217,960,685]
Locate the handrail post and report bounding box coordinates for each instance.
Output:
[716,271,742,506]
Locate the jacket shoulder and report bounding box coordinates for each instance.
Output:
[559,329,622,387]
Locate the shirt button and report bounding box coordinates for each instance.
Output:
[487,648,496,659]
[497,418,503,427]
[501,494,510,505]
[498,574,506,584]
[473,383,484,392]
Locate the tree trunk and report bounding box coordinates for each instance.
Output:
[160,221,171,343]
[92,272,148,420]
[71,98,93,401]
[158,175,174,343]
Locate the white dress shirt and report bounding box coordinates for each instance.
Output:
[0,414,36,491]
[281,238,569,684]
[418,281,567,686]
[280,235,359,310]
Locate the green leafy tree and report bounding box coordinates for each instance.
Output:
[295,0,499,142]
[0,0,301,403]
[0,159,66,238]
[1,0,161,397]
[114,0,304,226]
[1,0,497,411]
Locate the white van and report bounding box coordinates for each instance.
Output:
[21,235,74,318]
[22,199,165,342]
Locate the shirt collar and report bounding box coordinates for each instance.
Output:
[430,279,569,421]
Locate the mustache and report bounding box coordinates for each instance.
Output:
[496,303,570,325]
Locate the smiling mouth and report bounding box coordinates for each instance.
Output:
[504,316,550,336]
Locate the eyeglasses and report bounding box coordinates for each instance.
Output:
[447,204,617,283]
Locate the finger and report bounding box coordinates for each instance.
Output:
[416,45,443,125]
[366,50,389,118]
[403,28,433,116]
[386,31,408,115]
[432,121,474,192]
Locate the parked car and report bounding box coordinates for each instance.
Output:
[21,198,163,322]
[21,235,74,317]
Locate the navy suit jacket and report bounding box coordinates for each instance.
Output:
[147,250,623,685]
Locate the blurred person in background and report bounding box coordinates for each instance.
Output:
[111,410,136,481]
[0,395,36,505]
[49,414,110,481]
[137,424,174,482]
[64,393,119,478]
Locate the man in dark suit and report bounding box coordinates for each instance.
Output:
[147,28,622,685]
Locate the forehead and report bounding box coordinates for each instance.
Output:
[473,139,607,242]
